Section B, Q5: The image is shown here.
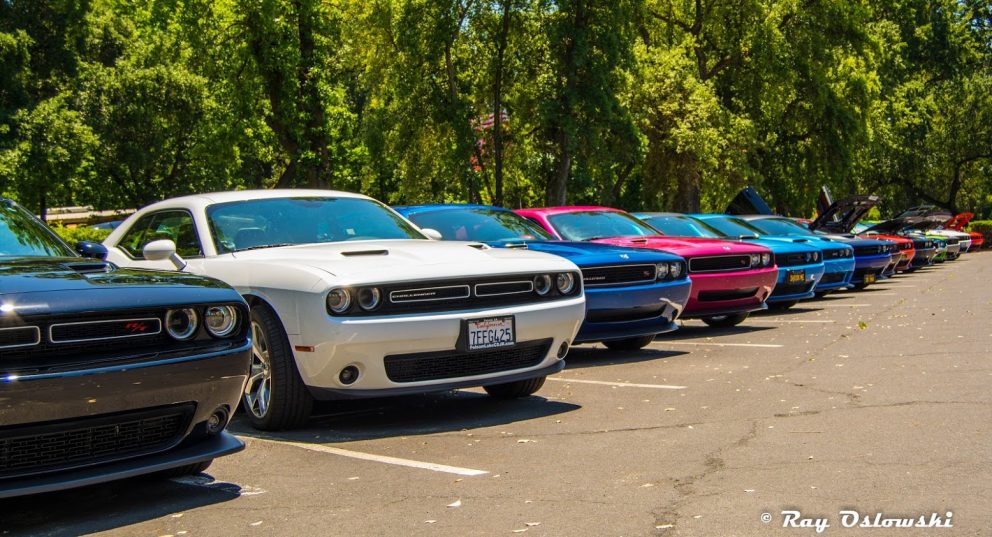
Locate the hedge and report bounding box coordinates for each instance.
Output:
[968,220,992,248]
[51,224,112,245]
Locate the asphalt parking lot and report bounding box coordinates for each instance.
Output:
[3,253,991,537]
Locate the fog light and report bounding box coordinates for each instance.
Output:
[556,341,570,359]
[206,407,229,434]
[339,365,360,385]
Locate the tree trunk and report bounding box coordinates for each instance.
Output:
[673,157,701,212]
[296,0,330,189]
[549,129,571,205]
[491,0,512,207]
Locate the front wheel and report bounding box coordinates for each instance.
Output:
[850,282,868,290]
[243,305,313,431]
[483,376,546,399]
[603,334,656,351]
[700,312,749,328]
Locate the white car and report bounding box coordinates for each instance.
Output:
[104,190,585,430]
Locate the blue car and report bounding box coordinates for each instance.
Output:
[635,213,828,309]
[395,204,692,350]
[726,187,892,290]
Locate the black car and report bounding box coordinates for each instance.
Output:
[0,198,251,498]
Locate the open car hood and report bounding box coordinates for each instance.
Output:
[864,216,932,234]
[944,212,974,231]
[810,195,880,234]
[725,186,775,215]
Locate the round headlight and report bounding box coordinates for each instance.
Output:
[656,262,669,279]
[761,253,772,266]
[166,308,198,340]
[556,273,576,295]
[534,274,552,295]
[357,287,382,310]
[204,305,238,337]
[326,288,352,314]
[812,251,820,262]
[749,253,761,267]
[669,261,683,278]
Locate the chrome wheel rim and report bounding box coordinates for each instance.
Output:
[245,320,272,419]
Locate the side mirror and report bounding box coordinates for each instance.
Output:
[76,241,108,260]
[143,239,187,271]
[421,228,444,241]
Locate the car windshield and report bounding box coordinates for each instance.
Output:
[207,197,426,253]
[548,211,660,241]
[745,217,815,237]
[700,216,769,237]
[0,200,76,258]
[639,215,722,238]
[407,208,554,242]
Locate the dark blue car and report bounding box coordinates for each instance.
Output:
[636,213,830,308]
[0,197,251,498]
[395,204,692,350]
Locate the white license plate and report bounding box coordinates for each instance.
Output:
[466,316,515,350]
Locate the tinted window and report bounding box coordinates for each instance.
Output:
[548,211,660,241]
[639,215,721,238]
[746,218,814,237]
[207,197,425,253]
[699,216,766,237]
[118,210,202,259]
[407,208,554,241]
[0,200,76,257]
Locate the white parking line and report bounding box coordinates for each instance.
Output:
[657,341,783,348]
[548,377,686,390]
[749,319,835,323]
[243,437,488,477]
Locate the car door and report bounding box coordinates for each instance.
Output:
[108,209,205,271]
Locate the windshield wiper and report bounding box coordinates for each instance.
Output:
[235,243,295,252]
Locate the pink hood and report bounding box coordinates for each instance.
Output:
[590,236,771,257]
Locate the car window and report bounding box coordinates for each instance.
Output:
[746,217,813,236]
[640,215,721,238]
[117,210,203,259]
[407,208,554,241]
[548,211,660,241]
[206,197,426,253]
[0,199,77,258]
[700,216,766,237]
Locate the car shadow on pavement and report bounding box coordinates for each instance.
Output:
[562,346,688,369]
[660,323,777,338]
[229,391,580,444]
[0,472,241,536]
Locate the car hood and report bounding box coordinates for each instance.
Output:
[484,239,683,265]
[587,236,769,257]
[863,216,928,234]
[737,237,820,254]
[810,195,880,234]
[227,239,578,282]
[726,186,775,215]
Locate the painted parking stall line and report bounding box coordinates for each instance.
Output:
[548,377,687,390]
[242,437,489,477]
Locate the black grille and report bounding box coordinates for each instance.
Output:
[777,253,817,267]
[898,242,913,251]
[0,326,40,349]
[944,237,959,245]
[582,264,657,287]
[50,318,161,343]
[0,405,193,478]
[819,272,846,284]
[771,281,815,297]
[475,281,533,296]
[384,339,552,383]
[854,245,887,256]
[823,247,852,259]
[697,287,758,301]
[688,255,752,273]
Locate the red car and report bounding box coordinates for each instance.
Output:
[945,212,985,250]
[515,206,778,328]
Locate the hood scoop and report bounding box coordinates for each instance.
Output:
[341,249,389,257]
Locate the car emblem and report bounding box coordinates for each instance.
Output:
[722,246,731,251]
[619,253,629,259]
[124,321,150,333]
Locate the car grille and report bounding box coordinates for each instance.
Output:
[581,264,657,287]
[383,339,552,383]
[0,326,41,349]
[818,272,847,284]
[897,242,913,251]
[0,405,193,478]
[943,237,959,245]
[697,287,758,301]
[777,253,817,267]
[688,255,752,273]
[771,281,815,297]
[823,248,853,260]
[854,245,888,256]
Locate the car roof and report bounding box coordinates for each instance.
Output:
[395,204,509,216]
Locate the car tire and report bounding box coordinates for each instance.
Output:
[814,291,831,298]
[700,312,749,328]
[769,300,799,310]
[603,334,656,351]
[156,460,212,479]
[244,304,313,431]
[483,376,547,399]
[850,282,868,290]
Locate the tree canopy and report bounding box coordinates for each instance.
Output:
[1,0,989,219]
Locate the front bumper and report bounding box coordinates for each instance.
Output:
[292,296,586,398]
[910,247,937,267]
[767,263,824,303]
[576,278,692,343]
[0,343,251,498]
[814,258,855,292]
[850,253,892,285]
[681,266,777,318]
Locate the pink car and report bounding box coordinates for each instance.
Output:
[516,206,778,327]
